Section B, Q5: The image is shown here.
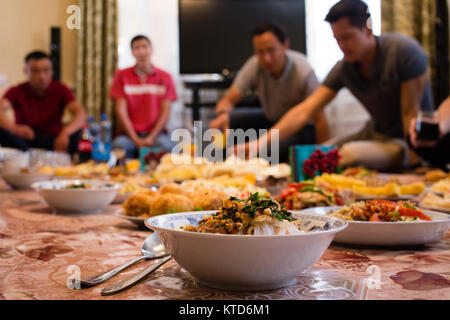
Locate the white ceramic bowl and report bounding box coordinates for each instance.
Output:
[31,179,121,214]
[2,172,54,190]
[145,211,347,291]
[300,207,450,246]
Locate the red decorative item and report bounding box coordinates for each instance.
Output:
[302,148,341,178]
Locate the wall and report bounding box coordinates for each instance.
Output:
[0,0,79,97]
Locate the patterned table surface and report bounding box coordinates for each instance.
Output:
[0,185,449,300]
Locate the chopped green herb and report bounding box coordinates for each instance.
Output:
[403,202,417,210]
[227,193,296,222]
[390,211,400,218]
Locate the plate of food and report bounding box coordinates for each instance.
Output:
[116,183,231,228]
[429,178,450,196]
[31,180,121,214]
[114,209,148,228]
[352,182,426,201]
[145,192,347,291]
[314,173,426,201]
[420,192,450,214]
[300,200,450,246]
[277,181,354,210]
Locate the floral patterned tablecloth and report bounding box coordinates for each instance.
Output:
[0,182,449,300]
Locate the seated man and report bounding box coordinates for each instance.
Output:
[409,97,450,168]
[210,23,329,163]
[236,0,434,172]
[0,51,86,154]
[111,35,177,159]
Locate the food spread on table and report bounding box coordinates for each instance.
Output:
[123,183,232,218]
[421,192,450,211]
[277,181,354,210]
[430,178,450,195]
[314,173,426,198]
[1,145,449,300]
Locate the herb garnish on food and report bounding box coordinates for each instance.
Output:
[240,193,296,222]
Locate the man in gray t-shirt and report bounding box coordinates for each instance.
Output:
[210,23,329,161]
[241,0,434,170]
[233,49,320,123]
[323,32,434,139]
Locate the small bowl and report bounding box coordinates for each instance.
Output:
[31,179,121,214]
[2,172,54,190]
[145,211,347,291]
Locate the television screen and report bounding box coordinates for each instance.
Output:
[179,0,306,75]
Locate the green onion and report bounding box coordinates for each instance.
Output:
[390,211,400,218]
[403,202,417,210]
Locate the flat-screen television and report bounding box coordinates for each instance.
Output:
[179,0,306,75]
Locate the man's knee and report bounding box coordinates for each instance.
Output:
[112,135,137,158]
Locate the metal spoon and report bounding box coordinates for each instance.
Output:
[80,233,169,286]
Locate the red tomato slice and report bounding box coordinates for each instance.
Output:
[280,188,298,200]
[287,183,308,190]
[369,214,381,222]
[398,208,432,221]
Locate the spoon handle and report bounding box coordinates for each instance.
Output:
[101,256,172,296]
[80,255,150,286]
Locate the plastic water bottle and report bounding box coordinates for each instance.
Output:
[92,114,112,162]
[87,116,98,138]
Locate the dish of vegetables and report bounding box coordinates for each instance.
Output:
[328,200,432,222]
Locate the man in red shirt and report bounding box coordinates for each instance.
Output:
[110,35,177,158]
[0,51,86,154]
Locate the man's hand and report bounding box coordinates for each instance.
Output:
[54,131,70,152]
[143,135,155,147]
[210,113,230,131]
[13,125,35,140]
[132,136,148,149]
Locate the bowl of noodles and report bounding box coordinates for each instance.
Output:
[145,192,347,291]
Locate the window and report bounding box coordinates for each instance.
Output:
[306,0,381,81]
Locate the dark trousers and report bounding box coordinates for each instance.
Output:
[0,128,80,155]
[229,108,317,163]
[412,133,450,168]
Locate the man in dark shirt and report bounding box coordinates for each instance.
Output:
[0,51,86,154]
[235,0,433,171]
